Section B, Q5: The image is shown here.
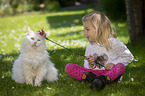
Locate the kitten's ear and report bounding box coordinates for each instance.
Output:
[89,55,93,58]
[27,27,32,33]
[102,54,108,60]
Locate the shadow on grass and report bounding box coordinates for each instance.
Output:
[46,8,91,29]
[113,21,129,38]
[56,30,82,37]
[46,14,83,29]
[50,30,85,40]
[48,47,85,71]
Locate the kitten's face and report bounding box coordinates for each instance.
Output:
[22,27,46,50]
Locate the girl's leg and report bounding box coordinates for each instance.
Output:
[65,63,125,82]
[103,63,126,81]
[91,63,126,82]
[65,63,91,81]
[88,63,126,90]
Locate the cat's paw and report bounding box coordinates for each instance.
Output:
[26,80,33,86]
[34,82,41,86]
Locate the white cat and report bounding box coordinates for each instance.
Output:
[12,27,58,86]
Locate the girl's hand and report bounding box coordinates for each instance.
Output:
[85,55,95,68]
[105,63,115,70]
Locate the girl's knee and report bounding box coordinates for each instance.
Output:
[65,63,71,72]
[65,63,75,69]
[117,63,125,68]
[116,63,126,73]
[65,63,71,69]
[65,63,76,72]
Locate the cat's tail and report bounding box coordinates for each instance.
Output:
[45,61,58,82]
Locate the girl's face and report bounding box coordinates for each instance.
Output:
[83,20,96,42]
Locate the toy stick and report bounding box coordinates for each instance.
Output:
[39,28,104,68]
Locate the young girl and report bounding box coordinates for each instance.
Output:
[65,11,134,90]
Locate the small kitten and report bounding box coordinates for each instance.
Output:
[86,53,108,69]
[12,27,58,86]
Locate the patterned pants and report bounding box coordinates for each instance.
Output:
[65,63,125,82]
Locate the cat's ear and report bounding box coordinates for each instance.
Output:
[27,27,32,34]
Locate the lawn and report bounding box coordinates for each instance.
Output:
[0,8,145,96]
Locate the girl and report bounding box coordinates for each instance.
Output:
[65,11,134,90]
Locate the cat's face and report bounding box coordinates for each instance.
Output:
[22,27,46,51]
[27,32,44,49]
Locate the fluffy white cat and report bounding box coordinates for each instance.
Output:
[12,27,58,86]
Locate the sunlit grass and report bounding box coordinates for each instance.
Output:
[0,8,144,96]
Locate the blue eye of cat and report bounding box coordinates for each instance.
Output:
[37,39,40,41]
[31,37,34,40]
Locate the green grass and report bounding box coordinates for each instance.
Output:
[0,8,145,96]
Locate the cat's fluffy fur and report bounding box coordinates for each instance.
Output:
[12,27,58,86]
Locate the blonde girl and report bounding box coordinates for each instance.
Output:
[65,11,134,90]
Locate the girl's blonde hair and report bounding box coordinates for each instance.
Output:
[82,11,117,50]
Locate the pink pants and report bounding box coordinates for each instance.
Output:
[65,63,125,82]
